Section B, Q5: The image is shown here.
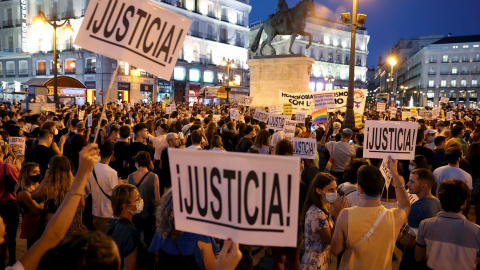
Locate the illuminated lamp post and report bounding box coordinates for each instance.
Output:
[387,57,397,107]
[221,57,236,104]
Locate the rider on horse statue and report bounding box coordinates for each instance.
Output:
[273,0,292,26]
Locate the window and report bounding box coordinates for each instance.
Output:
[452,55,459,62]
[463,45,469,48]
[189,68,200,82]
[473,79,478,87]
[316,82,324,91]
[427,100,433,107]
[203,70,214,83]
[37,61,46,75]
[173,67,186,80]
[427,91,435,98]
[0,63,3,75]
[441,79,447,87]
[461,79,467,87]
[439,91,446,97]
[453,45,458,49]
[474,45,480,48]
[462,66,468,74]
[442,55,448,62]
[463,54,469,62]
[428,80,435,87]
[429,55,436,63]
[428,67,435,74]
[309,82,315,91]
[460,91,466,98]
[451,79,457,87]
[471,92,478,98]
[450,91,456,98]
[85,58,96,73]
[65,59,76,74]
[451,67,457,74]
[6,61,14,76]
[475,54,480,61]
[441,67,448,74]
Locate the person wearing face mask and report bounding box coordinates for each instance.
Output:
[15,163,44,248]
[300,173,347,270]
[105,184,148,270]
[331,161,411,270]
[425,129,436,150]
[127,151,160,251]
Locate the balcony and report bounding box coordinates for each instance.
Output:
[5,70,15,77]
[207,12,216,19]
[461,71,470,75]
[452,59,459,63]
[36,70,46,75]
[472,71,480,75]
[429,60,437,63]
[190,30,203,38]
[219,37,228,44]
[205,33,216,41]
[451,72,458,75]
[85,67,96,74]
[65,68,76,74]
[235,40,244,47]
[440,71,449,75]
[441,60,449,63]
[2,20,13,28]
[236,20,245,27]
[161,0,173,4]
[18,69,28,77]
[221,15,229,22]
[61,11,76,19]
[428,72,436,75]
[474,59,480,62]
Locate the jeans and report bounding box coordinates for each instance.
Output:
[1,200,19,266]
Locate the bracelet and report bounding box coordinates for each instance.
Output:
[393,185,405,189]
[68,191,85,196]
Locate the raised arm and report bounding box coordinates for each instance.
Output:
[387,156,411,237]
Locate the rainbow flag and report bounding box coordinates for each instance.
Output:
[312,108,328,125]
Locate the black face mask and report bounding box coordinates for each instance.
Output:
[28,174,42,183]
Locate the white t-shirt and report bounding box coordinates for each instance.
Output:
[86,163,118,218]
[151,135,168,160]
[186,145,202,150]
[270,131,285,148]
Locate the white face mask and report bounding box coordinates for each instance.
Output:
[408,165,415,172]
[128,199,144,215]
[54,128,58,135]
[429,136,435,141]
[323,192,338,204]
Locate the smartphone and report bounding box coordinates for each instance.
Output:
[348,140,353,144]
[311,126,315,132]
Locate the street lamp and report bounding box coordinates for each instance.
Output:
[221,57,236,104]
[33,11,74,109]
[340,0,367,129]
[387,57,397,107]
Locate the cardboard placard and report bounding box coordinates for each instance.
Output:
[166,105,176,114]
[74,0,191,79]
[269,105,283,115]
[230,109,240,121]
[283,119,296,140]
[440,97,450,104]
[9,137,25,157]
[295,112,306,124]
[377,102,386,112]
[283,103,293,116]
[168,149,300,247]
[418,110,432,120]
[402,111,411,120]
[243,97,253,106]
[253,110,269,123]
[465,115,472,122]
[78,110,85,120]
[313,93,335,109]
[446,111,453,121]
[87,114,93,127]
[278,92,313,113]
[380,159,392,189]
[432,107,440,119]
[268,114,290,131]
[355,113,363,128]
[291,138,316,159]
[363,121,418,160]
[390,108,397,119]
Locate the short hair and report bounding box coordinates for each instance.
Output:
[244,125,254,135]
[416,128,425,144]
[344,158,370,184]
[357,165,384,197]
[134,151,151,167]
[191,130,202,144]
[166,132,177,143]
[119,125,131,139]
[111,184,137,217]
[451,125,464,137]
[438,179,470,212]
[434,135,446,146]
[100,141,114,158]
[411,168,435,188]
[133,123,147,134]
[39,128,53,140]
[275,139,293,156]
[227,121,234,130]
[445,147,462,164]
[247,147,260,154]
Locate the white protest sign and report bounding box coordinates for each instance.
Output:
[323,89,368,114]
[380,159,392,189]
[278,92,314,113]
[313,93,335,109]
[78,110,85,120]
[283,120,296,139]
[168,149,300,247]
[440,97,450,104]
[244,97,253,106]
[402,111,411,120]
[269,105,283,115]
[432,107,440,119]
[166,105,176,114]
[230,109,240,121]
[253,110,269,123]
[74,0,191,79]
[295,112,306,124]
[9,137,25,157]
[87,113,93,127]
[418,110,432,120]
[238,97,246,106]
[446,111,453,121]
[377,102,386,112]
[268,114,290,131]
[291,138,316,159]
[390,108,397,119]
[363,121,418,160]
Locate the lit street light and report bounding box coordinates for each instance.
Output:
[340,0,367,129]
[221,58,236,104]
[33,11,74,108]
[387,57,397,107]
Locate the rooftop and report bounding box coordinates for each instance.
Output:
[432,35,480,44]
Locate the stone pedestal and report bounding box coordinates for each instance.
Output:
[247,56,315,108]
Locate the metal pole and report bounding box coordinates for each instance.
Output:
[226,62,230,104]
[344,0,357,129]
[53,23,59,109]
[390,64,394,107]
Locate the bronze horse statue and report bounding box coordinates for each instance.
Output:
[250,0,316,56]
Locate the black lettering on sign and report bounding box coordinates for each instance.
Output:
[366,127,416,153]
[210,167,222,219]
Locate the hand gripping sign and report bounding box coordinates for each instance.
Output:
[75,0,191,79]
[363,121,418,160]
[168,149,300,247]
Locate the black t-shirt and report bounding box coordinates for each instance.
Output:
[113,141,130,179]
[237,137,253,152]
[159,147,171,194]
[32,144,55,179]
[128,142,152,173]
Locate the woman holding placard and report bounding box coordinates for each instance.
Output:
[299,173,347,270]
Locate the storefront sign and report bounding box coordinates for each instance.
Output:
[118,82,131,90]
[141,84,153,92]
[85,81,96,89]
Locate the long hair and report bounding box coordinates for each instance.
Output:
[300,173,336,224]
[254,130,271,148]
[156,188,182,240]
[45,156,73,208]
[16,163,40,193]
[205,122,217,148]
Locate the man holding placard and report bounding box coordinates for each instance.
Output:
[324,128,355,183]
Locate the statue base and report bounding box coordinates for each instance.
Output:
[247,55,315,109]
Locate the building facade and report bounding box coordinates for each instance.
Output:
[248,16,370,91]
[0,0,251,104]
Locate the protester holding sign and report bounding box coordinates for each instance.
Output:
[323,128,355,183]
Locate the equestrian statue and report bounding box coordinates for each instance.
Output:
[250,0,316,56]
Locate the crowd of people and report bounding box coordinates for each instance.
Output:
[0,100,477,270]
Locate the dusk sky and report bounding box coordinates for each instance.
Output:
[249,0,479,68]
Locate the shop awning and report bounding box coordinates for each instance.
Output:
[23,76,86,89]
